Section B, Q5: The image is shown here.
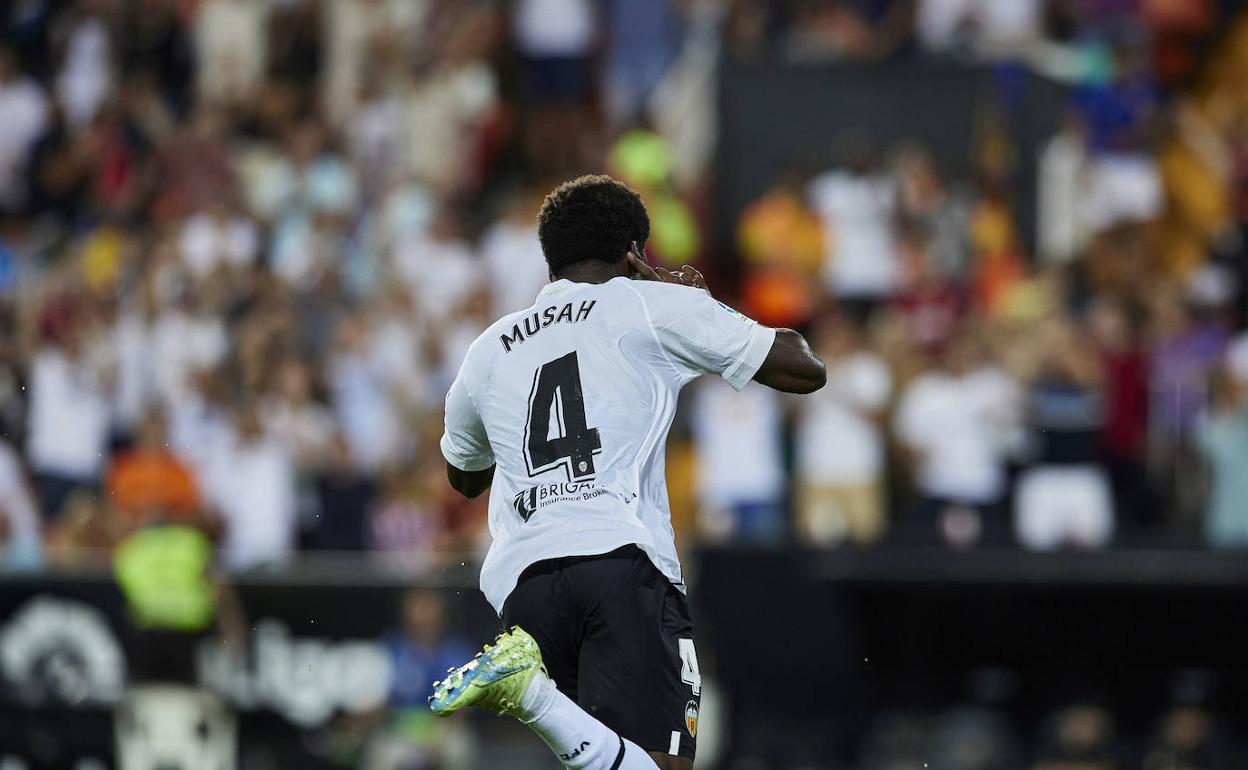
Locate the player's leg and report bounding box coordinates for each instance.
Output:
[432,558,664,769]
[500,561,582,702]
[573,548,702,768]
[646,752,692,770]
[519,664,667,769]
[430,627,662,769]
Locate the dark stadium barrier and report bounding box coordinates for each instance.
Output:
[6,547,1248,763]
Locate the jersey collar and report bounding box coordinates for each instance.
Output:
[538,276,631,301]
[537,280,573,300]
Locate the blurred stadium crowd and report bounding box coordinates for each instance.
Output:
[0,0,1246,578]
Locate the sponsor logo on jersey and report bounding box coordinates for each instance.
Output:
[684,699,699,737]
[512,481,608,521]
[512,487,539,522]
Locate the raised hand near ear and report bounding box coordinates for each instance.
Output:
[627,252,711,296]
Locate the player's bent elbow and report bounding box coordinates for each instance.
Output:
[754,329,827,394]
[776,357,825,394]
[792,357,827,393]
[447,462,495,498]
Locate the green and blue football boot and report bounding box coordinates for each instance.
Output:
[429,626,545,717]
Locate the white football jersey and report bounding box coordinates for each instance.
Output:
[441,276,776,613]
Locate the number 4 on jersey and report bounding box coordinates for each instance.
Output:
[524,351,602,480]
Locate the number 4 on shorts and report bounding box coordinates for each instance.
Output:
[679,638,702,696]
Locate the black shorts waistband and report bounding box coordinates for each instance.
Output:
[516,544,644,584]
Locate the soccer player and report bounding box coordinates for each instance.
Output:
[431,175,826,769]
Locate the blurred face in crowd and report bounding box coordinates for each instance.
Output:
[57,317,86,359]
[136,411,168,452]
[1036,314,1078,354]
[942,328,981,375]
[895,146,942,210]
[288,121,323,167]
[327,432,353,475]
[813,316,858,361]
[1057,704,1113,752]
[236,403,265,443]
[334,315,367,353]
[1089,297,1131,351]
[402,588,446,645]
[1209,368,1246,412]
[277,358,311,402]
[191,106,227,143]
[898,231,935,287]
[1160,706,1210,749]
[0,47,15,84]
[1149,290,1190,340]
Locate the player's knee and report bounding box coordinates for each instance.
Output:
[646,751,693,770]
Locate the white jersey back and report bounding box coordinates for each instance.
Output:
[441,276,775,614]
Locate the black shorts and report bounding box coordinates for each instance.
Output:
[502,545,701,761]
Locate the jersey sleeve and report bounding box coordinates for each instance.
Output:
[440,365,495,471]
[646,285,776,390]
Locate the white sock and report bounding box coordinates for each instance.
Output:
[518,671,662,770]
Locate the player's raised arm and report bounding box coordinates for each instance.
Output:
[753,328,826,394]
[628,251,826,395]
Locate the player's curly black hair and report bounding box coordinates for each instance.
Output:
[537,175,650,276]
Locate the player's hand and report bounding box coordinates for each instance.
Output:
[677,264,709,293]
[628,252,711,296]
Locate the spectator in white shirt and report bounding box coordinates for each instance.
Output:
[691,377,786,544]
[0,45,49,213]
[392,208,482,321]
[0,436,42,570]
[480,189,549,316]
[399,47,499,195]
[917,0,1043,56]
[168,370,233,492]
[152,288,229,410]
[26,314,111,520]
[1228,331,1248,386]
[512,0,597,174]
[345,77,404,199]
[808,141,900,317]
[323,0,422,128]
[512,0,596,95]
[1201,366,1248,548]
[327,314,405,473]
[795,317,892,546]
[55,3,113,129]
[194,0,269,106]
[207,402,297,571]
[178,201,259,280]
[109,283,160,436]
[262,356,335,475]
[894,328,1021,546]
[1013,315,1113,550]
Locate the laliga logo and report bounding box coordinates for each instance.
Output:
[197,619,392,727]
[0,596,126,705]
